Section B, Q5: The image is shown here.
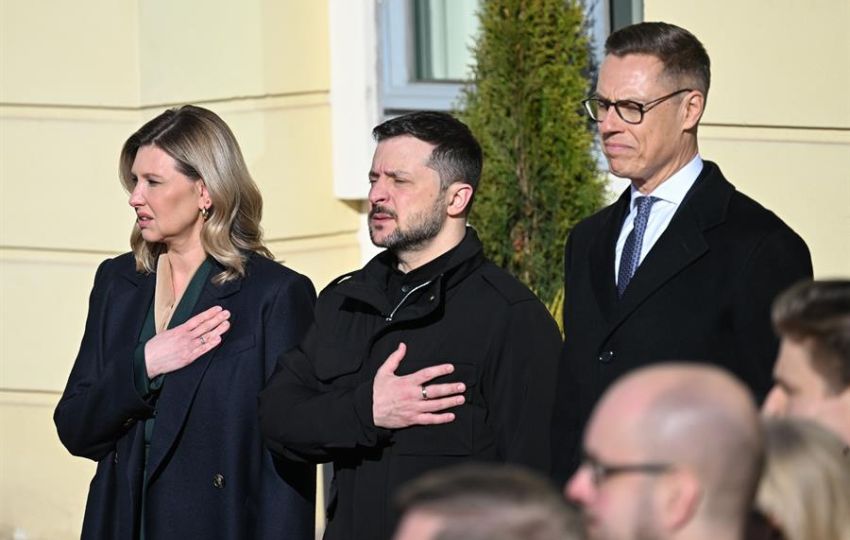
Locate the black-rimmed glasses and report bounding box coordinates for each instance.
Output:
[581,451,673,485]
[582,88,693,125]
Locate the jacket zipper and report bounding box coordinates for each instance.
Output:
[385,279,433,322]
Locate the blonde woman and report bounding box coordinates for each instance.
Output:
[55,105,316,539]
[756,418,850,540]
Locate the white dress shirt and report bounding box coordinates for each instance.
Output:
[614,155,704,285]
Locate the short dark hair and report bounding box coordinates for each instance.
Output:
[395,463,579,540]
[773,280,850,392]
[372,111,483,194]
[605,22,711,96]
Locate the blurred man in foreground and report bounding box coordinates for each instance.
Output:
[566,364,763,540]
[394,463,580,540]
[762,279,850,446]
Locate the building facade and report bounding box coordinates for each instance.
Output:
[0,0,847,537]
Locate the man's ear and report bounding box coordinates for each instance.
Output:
[659,469,702,532]
[682,90,705,131]
[446,183,474,217]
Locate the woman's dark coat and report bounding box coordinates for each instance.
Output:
[55,252,316,539]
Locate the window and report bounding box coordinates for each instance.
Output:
[379,0,479,112]
[610,0,643,32]
[412,0,478,82]
[379,0,641,114]
[587,0,644,63]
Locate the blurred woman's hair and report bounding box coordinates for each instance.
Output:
[756,418,850,540]
[120,105,271,283]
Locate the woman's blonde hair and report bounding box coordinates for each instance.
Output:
[119,105,272,283]
[756,418,850,540]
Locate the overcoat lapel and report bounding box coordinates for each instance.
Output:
[613,208,708,323]
[114,265,156,344]
[146,269,242,483]
[606,163,732,338]
[588,189,630,323]
[114,264,156,512]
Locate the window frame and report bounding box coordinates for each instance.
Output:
[379,0,465,112]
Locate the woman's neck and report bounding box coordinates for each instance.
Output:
[165,244,206,299]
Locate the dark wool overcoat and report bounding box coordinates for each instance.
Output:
[551,161,813,481]
[55,252,317,539]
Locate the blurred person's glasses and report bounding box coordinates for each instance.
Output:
[582,89,693,124]
[580,451,673,485]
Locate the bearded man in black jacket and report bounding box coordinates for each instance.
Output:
[259,111,562,540]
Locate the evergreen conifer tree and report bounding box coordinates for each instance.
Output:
[459,0,604,309]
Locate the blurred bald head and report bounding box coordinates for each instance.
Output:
[566,364,763,540]
[632,365,764,520]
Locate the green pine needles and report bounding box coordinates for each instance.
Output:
[459,0,604,309]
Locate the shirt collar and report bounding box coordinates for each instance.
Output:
[630,154,703,206]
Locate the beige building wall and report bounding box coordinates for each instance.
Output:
[3,0,849,538]
[645,0,850,277]
[0,1,359,537]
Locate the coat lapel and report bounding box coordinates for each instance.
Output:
[146,266,242,482]
[115,264,156,343]
[111,263,156,509]
[613,209,708,322]
[588,189,630,323]
[608,162,731,334]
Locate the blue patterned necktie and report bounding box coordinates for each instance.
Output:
[618,196,658,297]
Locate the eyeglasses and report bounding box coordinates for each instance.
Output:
[580,451,673,486]
[582,89,693,125]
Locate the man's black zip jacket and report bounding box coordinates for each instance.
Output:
[259,228,562,540]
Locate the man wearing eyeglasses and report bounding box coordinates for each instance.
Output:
[551,21,812,482]
[566,364,763,540]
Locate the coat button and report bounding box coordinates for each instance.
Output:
[122,418,134,428]
[213,473,225,489]
[428,295,435,302]
[113,452,119,464]
[598,350,614,363]
[401,285,410,293]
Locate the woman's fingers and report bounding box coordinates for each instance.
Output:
[194,320,230,348]
[187,305,225,325]
[147,307,232,377]
[191,327,225,357]
[187,307,230,338]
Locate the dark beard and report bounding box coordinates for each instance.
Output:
[369,198,446,252]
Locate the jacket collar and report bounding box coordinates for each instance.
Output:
[117,253,243,300]
[203,256,243,299]
[592,161,734,334]
[335,227,486,314]
[676,160,732,230]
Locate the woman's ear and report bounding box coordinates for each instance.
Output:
[197,179,212,210]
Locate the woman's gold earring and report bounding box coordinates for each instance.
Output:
[200,207,210,221]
